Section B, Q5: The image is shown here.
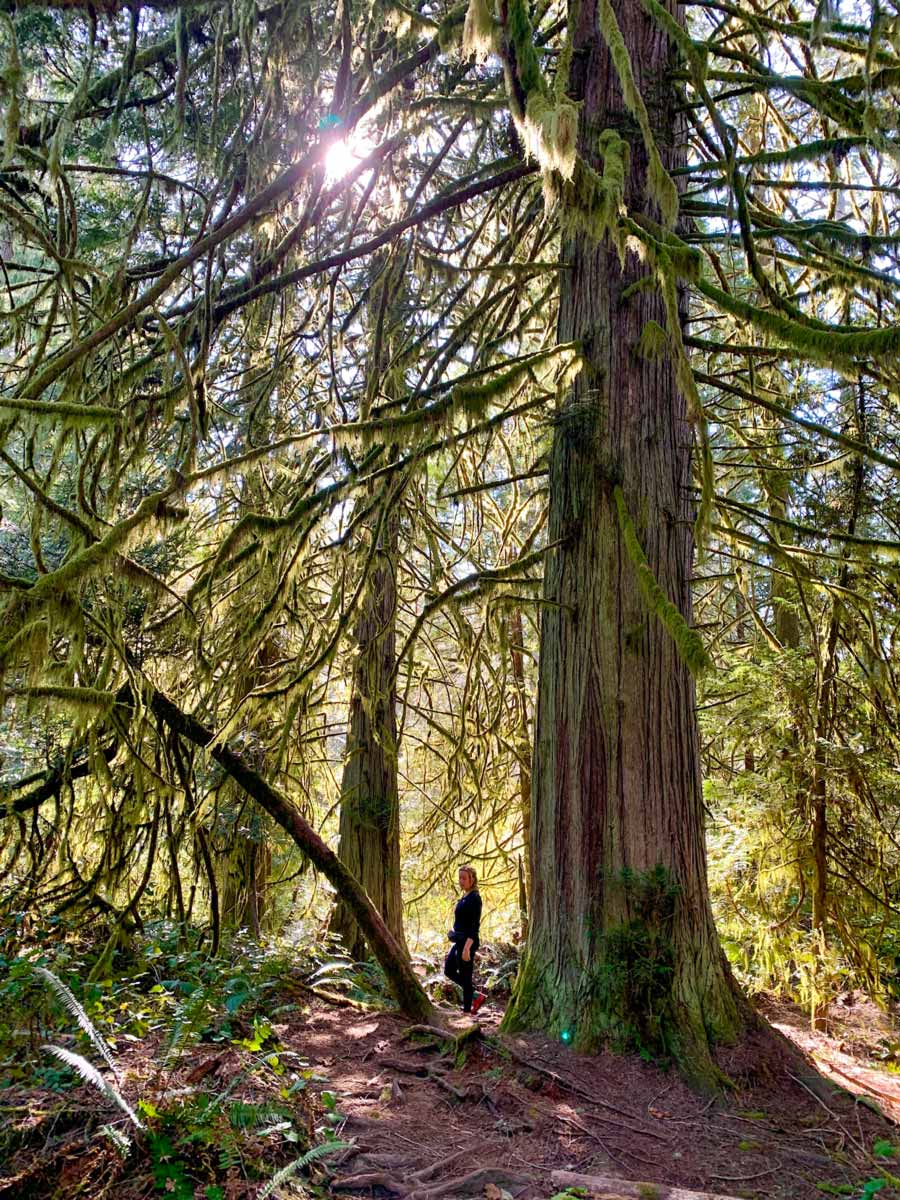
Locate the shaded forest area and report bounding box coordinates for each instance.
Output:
[3,0,900,1194]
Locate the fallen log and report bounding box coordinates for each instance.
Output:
[551,1170,744,1200]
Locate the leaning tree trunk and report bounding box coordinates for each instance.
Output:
[330,508,407,961]
[147,685,435,1023]
[503,0,748,1085]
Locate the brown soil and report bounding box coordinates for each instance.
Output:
[3,989,900,1200]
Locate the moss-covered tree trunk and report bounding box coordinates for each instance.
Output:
[510,606,533,936]
[503,0,748,1085]
[147,685,435,1023]
[330,509,407,961]
[221,807,271,936]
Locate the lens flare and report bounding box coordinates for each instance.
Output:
[325,137,359,183]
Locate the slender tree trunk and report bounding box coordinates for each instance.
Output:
[330,245,410,960]
[809,385,865,1027]
[330,508,407,960]
[219,643,275,936]
[504,0,748,1085]
[509,606,533,935]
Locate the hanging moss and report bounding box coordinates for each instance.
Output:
[0,397,119,425]
[696,277,900,366]
[613,485,710,676]
[437,1,468,52]
[560,132,629,252]
[658,267,714,539]
[463,0,496,62]
[625,215,703,282]
[0,14,22,168]
[524,92,579,181]
[595,0,678,227]
[634,319,668,360]
[504,0,544,101]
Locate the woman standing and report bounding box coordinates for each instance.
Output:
[444,865,486,1014]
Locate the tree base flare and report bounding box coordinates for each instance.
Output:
[502,948,751,1093]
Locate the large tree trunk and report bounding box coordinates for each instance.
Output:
[330,509,407,961]
[503,0,748,1085]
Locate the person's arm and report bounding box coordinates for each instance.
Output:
[460,892,481,960]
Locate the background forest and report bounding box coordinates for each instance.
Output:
[3,0,900,1193]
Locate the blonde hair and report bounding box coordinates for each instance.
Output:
[459,864,478,888]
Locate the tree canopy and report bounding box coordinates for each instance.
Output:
[2,0,900,1032]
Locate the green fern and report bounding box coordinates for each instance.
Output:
[257,1141,353,1200]
[34,965,121,1083]
[42,1044,144,1130]
[98,1123,132,1156]
[163,986,212,1067]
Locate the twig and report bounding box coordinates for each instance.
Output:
[707,1166,778,1182]
[786,1071,866,1154]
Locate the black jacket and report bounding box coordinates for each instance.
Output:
[448,889,481,952]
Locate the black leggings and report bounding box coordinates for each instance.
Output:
[444,944,475,1011]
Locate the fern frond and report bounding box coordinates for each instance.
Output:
[34,966,121,1082]
[163,987,211,1067]
[257,1141,353,1199]
[202,1065,252,1116]
[99,1123,132,1156]
[42,1045,144,1130]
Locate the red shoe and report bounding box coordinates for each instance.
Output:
[471,993,487,1015]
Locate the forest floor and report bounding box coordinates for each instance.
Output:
[4,979,900,1200]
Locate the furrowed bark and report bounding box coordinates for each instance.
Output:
[503,0,749,1085]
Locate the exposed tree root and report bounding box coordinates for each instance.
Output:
[282,976,382,1012]
[402,1021,481,1061]
[494,1039,669,1139]
[551,1169,745,1200]
[381,1053,472,1101]
[333,1164,532,1198]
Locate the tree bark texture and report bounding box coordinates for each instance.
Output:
[504,0,747,1083]
[330,511,407,961]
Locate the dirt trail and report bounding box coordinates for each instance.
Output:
[3,991,900,1199]
[282,996,899,1200]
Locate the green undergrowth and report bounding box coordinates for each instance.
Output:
[0,917,362,1197]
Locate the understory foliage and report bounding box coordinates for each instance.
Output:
[0,917,359,1196]
[0,0,900,1029]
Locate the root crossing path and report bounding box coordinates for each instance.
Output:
[289,997,895,1200]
